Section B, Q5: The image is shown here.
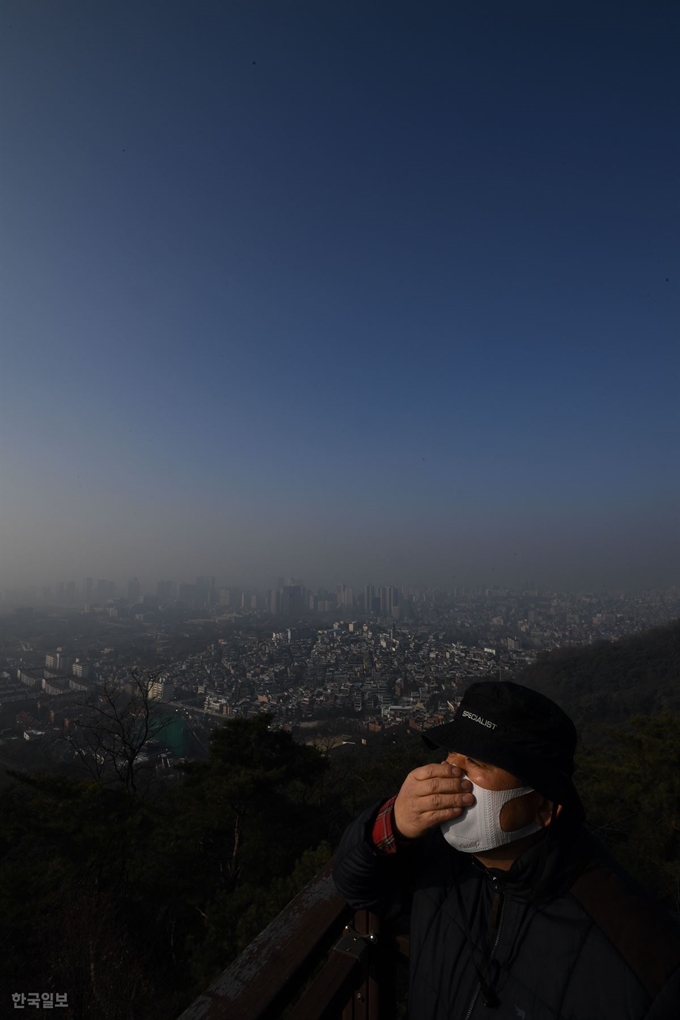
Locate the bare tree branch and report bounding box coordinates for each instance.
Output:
[64,669,172,795]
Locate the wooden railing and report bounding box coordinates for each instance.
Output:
[176,860,409,1020]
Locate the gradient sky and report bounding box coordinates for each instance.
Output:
[1,1,679,593]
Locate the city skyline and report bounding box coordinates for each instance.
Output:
[4,570,678,610]
[1,3,679,596]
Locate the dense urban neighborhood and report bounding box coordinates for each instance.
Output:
[1,582,678,776]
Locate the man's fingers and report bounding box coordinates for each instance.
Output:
[425,793,475,812]
[411,763,457,781]
[429,793,452,812]
[420,777,472,795]
[424,806,466,822]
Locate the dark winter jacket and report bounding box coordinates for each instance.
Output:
[332,801,680,1020]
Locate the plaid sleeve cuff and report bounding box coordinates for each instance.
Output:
[372,795,399,854]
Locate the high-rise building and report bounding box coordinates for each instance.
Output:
[178,583,196,605]
[46,647,71,671]
[196,576,216,608]
[148,677,175,701]
[337,584,354,609]
[365,585,382,616]
[84,578,93,604]
[379,586,399,616]
[157,580,176,602]
[279,584,305,617]
[218,586,232,607]
[96,579,109,603]
[128,577,141,602]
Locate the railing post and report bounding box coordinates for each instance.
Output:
[378,914,410,1020]
[348,909,379,1020]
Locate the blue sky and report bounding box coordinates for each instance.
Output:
[1,1,678,592]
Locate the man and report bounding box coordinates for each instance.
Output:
[333,681,680,1019]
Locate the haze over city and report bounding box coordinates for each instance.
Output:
[2,2,678,595]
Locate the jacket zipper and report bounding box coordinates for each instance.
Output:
[462,882,504,1020]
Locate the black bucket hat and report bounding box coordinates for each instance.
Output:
[422,680,585,822]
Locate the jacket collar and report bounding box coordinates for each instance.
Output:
[470,823,594,902]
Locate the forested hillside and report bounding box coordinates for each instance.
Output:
[515,619,680,745]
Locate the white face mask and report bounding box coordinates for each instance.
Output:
[440,775,543,853]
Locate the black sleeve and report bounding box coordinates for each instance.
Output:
[332,800,420,920]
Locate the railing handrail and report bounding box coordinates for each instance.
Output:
[176,860,354,1020]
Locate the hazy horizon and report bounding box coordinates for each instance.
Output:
[2,3,678,596]
[4,500,680,599]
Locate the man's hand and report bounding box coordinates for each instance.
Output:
[393,763,476,840]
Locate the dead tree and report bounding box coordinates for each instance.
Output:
[66,669,171,795]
